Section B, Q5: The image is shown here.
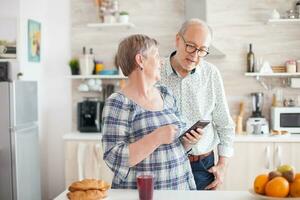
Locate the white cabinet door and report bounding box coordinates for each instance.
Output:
[273,142,300,170]
[222,142,274,190]
[64,141,113,187]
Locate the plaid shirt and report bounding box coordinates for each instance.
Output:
[102,85,196,190]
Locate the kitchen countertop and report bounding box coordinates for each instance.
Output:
[63,132,300,142]
[54,189,256,200]
[63,132,102,141]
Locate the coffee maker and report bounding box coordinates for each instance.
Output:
[77,98,104,133]
[246,92,269,135]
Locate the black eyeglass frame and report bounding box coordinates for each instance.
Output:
[179,34,210,57]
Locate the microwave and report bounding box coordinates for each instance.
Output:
[271,107,300,134]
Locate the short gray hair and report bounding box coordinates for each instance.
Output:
[178,18,213,41]
[116,34,158,76]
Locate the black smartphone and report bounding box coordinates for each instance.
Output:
[180,120,210,139]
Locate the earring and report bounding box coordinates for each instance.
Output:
[139,66,143,71]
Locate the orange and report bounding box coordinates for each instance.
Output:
[254,174,269,194]
[295,173,300,181]
[290,179,300,197]
[265,177,289,197]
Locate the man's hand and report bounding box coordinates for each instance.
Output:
[205,157,228,190]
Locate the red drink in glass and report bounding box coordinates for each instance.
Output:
[137,175,154,200]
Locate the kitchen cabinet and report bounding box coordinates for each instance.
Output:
[222,141,300,190]
[64,138,113,187]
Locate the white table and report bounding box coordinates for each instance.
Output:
[54,189,259,200]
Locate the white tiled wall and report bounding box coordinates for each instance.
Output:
[71,0,300,130]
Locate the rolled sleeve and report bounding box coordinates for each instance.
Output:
[101,95,131,180]
[103,141,130,180]
[212,69,235,158]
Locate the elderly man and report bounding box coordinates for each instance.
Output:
[160,18,235,190]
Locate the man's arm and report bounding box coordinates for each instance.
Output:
[212,68,235,157]
[206,68,235,190]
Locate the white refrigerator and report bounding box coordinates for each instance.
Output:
[0,81,41,200]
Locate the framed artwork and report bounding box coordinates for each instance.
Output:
[28,19,41,62]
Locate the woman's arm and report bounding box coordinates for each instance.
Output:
[128,125,178,167]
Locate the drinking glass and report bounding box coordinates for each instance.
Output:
[136,173,154,200]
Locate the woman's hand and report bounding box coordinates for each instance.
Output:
[154,124,178,145]
[181,128,203,148]
[128,124,178,166]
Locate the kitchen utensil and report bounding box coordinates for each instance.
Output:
[87,79,96,87]
[286,60,297,73]
[236,102,245,134]
[271,9,280,19]
[286,9,296,19]
[78,83,89,92]
[246,93,269,134]
[251,92,264,117]
[246,118,269,135]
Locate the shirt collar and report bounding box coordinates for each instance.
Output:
[166,51,202,77]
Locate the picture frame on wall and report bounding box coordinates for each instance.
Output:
[28,19,41,62]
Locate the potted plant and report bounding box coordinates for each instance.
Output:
[69,58,80,75]
[118,11,129,23]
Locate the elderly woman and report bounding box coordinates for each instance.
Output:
[101,34,202,190]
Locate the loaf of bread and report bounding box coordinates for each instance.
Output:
[67,190,107,200]
[69,179,110,192]
[67,179,110,200]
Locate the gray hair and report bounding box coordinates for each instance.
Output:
[178,18,213,41]
[116,34,158,76]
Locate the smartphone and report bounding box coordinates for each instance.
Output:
[180,120,210,139]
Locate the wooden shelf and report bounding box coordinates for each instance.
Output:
[267,18,300,24]
[68,75,127,79]
[87,22,135,29]
[245,73,300,77]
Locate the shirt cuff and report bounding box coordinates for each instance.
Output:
[217,144,234,157]
[104,144,131,180]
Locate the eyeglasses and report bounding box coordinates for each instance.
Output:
[180,34,209,57]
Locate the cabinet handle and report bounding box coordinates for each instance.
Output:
[275,145,282,168]
[265,146,271,170]
[93,144,101,179]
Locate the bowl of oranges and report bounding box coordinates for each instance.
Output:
[250,164,300,199]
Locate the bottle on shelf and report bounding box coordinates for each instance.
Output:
[89,48,96,75]
[247,43,255,73]
[296,0,300,18]
[79,46,94,76]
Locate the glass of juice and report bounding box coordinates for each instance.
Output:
[136,173,154,200]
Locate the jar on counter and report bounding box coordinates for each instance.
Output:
[286,60,297,73]
[286,9,296,19]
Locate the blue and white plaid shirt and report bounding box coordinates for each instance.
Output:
[102,85,196,190]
